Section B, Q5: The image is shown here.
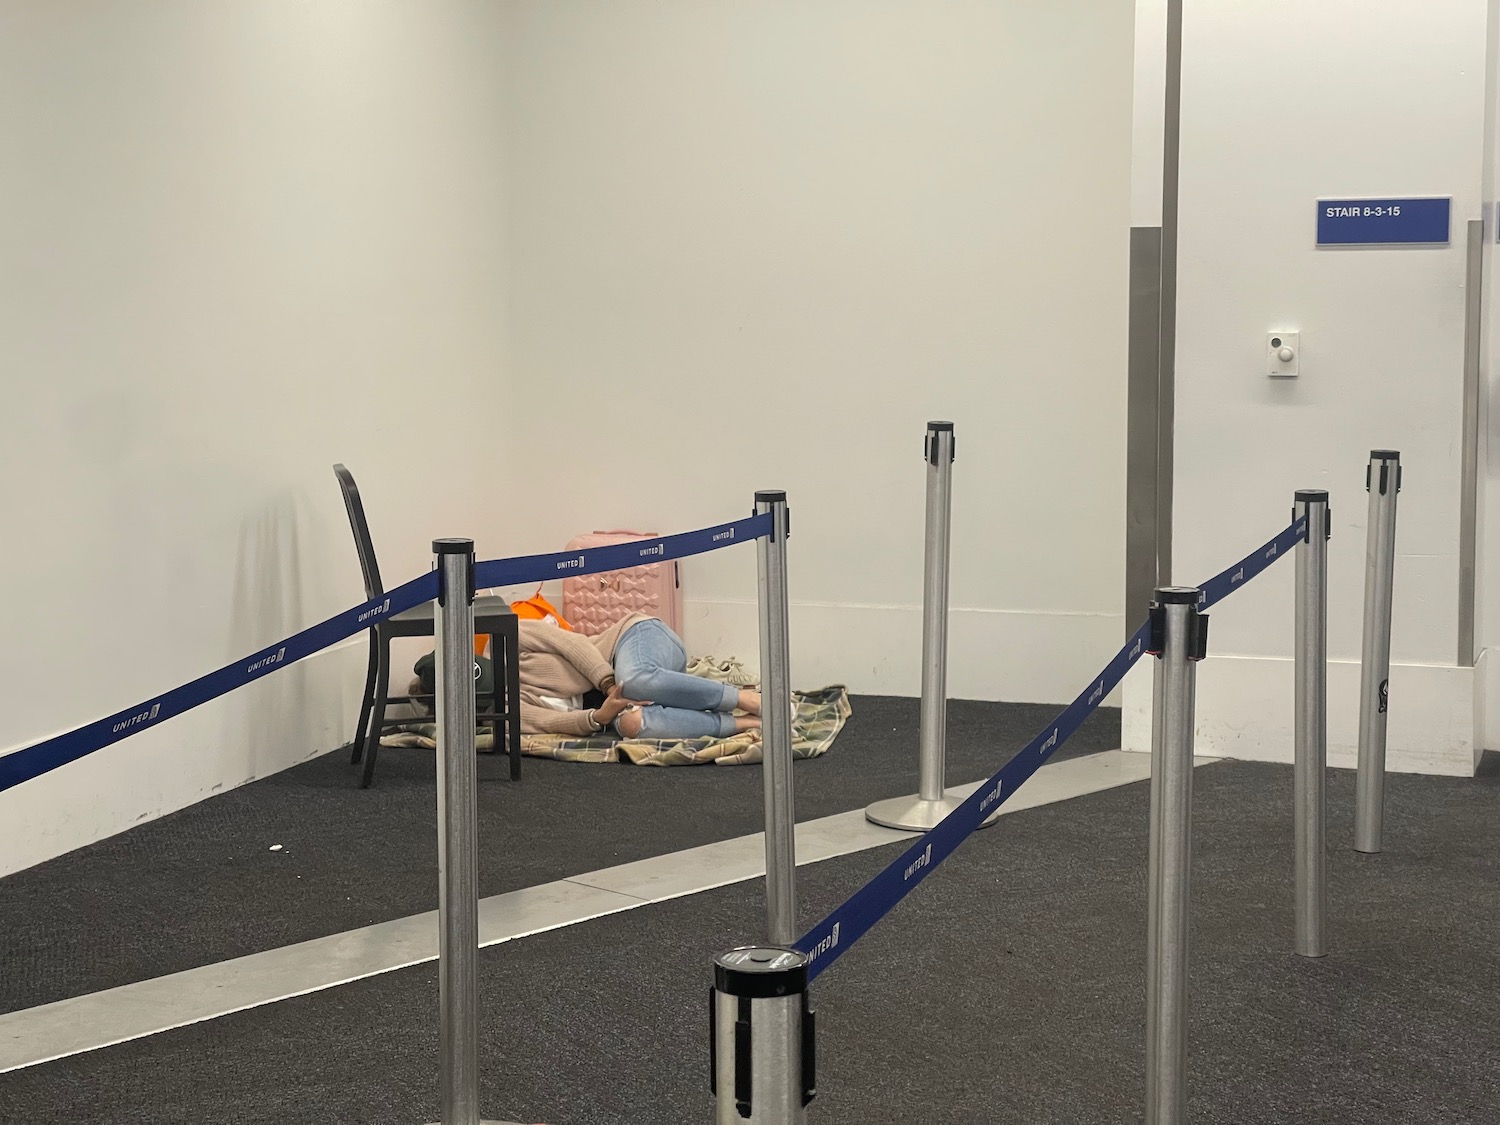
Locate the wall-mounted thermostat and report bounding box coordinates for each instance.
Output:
[1268,331,1300,377]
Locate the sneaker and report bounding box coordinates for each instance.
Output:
[686,655,760,687]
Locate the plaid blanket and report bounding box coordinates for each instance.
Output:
[524,685,850,766]
[381,684,852,767]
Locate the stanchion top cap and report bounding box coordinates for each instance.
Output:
[714,946,809,997]
[1370,449,1400,461]
[1152,586,1201,605]
[1294,488,1329,502]
[755,489,787,504]
[432,538,474,554]
[926,420,954,432]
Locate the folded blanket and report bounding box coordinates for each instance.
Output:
[380,684,852,767]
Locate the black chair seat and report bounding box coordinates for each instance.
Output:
[385,596,516,635]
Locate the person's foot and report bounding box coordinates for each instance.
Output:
[738,689,762,715]
[615,707,643,738]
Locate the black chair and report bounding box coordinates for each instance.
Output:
[334,464,521,787]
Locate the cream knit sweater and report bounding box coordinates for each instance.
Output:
[518,613,650,735]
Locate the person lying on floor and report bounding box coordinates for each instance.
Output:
[518,613,763,740]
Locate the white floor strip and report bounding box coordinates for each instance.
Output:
[0,750,1209,1073]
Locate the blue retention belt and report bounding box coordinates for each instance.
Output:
[794,516,1307,982]
[474,514,771,590]
[0,571,437,795]
[0,512,772,794]
[1198,515,1307,610]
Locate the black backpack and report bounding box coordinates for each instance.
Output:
[413,651,494,701]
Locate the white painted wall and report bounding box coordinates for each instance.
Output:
[0,1,1136,875]
[1124,0,1488,775]
[501,0,1136,702]
[0,2,510,875]
[1131,0,1168,228]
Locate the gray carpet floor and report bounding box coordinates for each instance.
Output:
[0,696,1119,1013]
[2,760,1495,1124]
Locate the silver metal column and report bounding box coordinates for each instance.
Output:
[866,423,994,833]
[711,947,814,1125]
[1356,451,1400,855]
[1459,220,1483,667]
[1294,491,1329,957]
[1155,0,1183,588]
[1145,586,1205,1125]
[756,491,797,945]
[428,540,510,1125]
[1126,226,1166,626]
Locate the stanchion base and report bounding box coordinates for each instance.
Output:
[864,792,999,832]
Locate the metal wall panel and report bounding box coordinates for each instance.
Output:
[1127,226,1165,628]
[1459,217,1483,667]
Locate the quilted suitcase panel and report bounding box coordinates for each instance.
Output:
[561,530,683,636]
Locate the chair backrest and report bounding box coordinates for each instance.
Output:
[333,463,384,601]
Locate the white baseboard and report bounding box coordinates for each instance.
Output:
[1122,653,1476,776]
[683,598,1126,703]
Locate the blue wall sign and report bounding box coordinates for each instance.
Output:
[1317,197,1450,246]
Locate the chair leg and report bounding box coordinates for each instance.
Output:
[350,628,379,764]
[360,633,391,789]
[484,631,499,747]
[504,619,521,781]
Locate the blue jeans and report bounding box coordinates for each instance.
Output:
[613,619,739,739]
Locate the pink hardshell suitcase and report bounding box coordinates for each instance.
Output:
[561,530,684,637]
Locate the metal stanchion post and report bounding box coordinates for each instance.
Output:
[428,540,510,1125]
[866,422,996,833]
[1144,586,1206,1125]
[1356,450,1400,854]
[916,421,954,813]
[710,947,815,1125]
[1294,490,1329,957]
[756,491,798,945]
